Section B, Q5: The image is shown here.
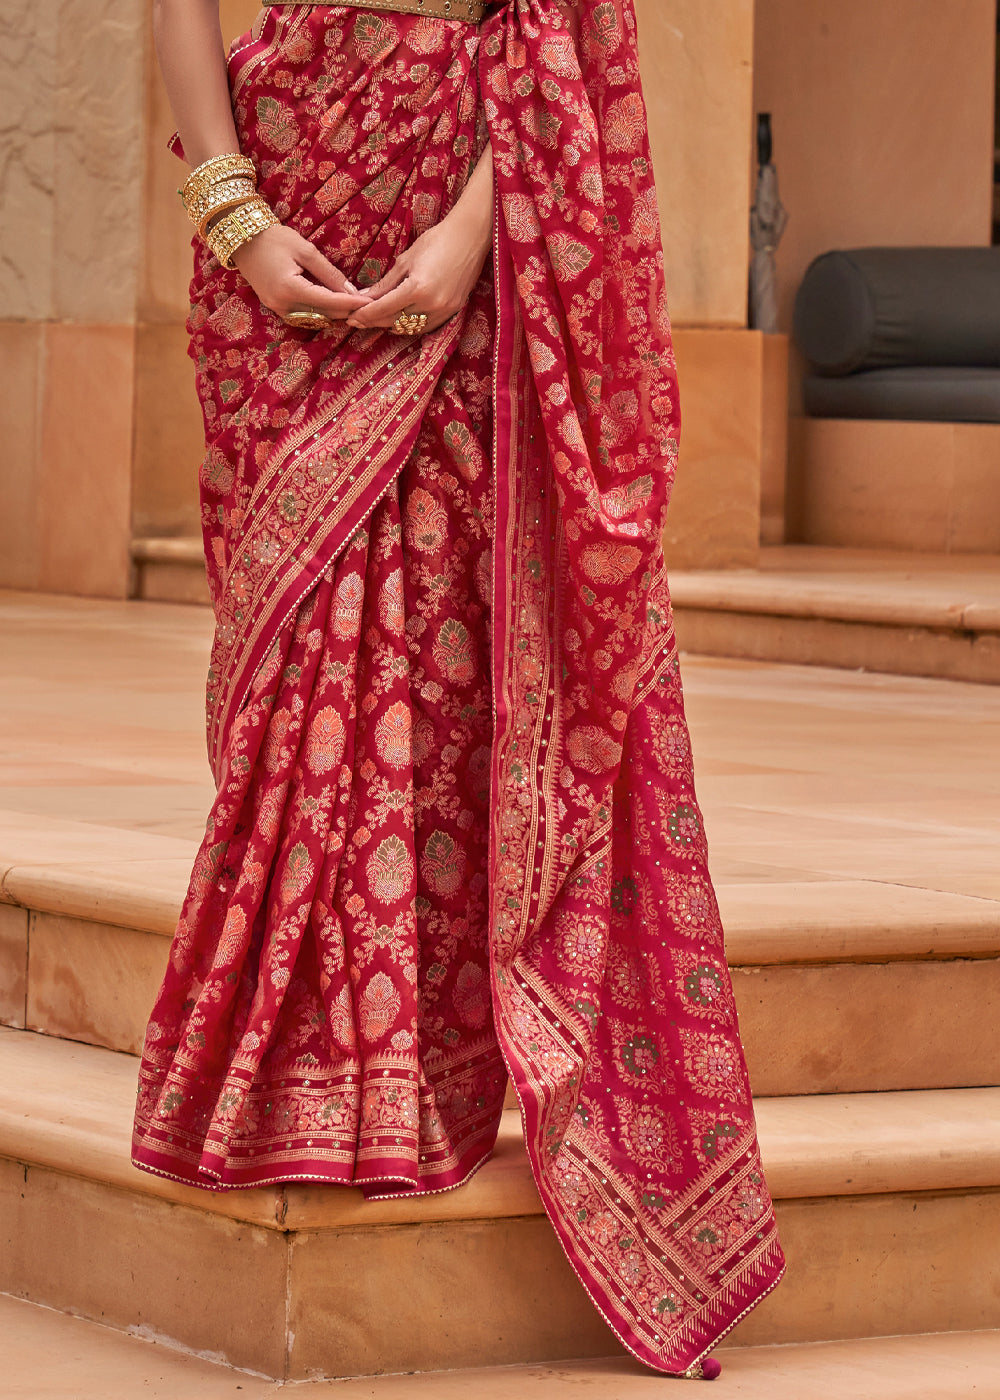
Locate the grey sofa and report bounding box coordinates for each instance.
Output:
[793,247,1000,423]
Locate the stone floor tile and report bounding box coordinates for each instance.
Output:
[0,590,996,930]
[0,1294,274,1400]
[0,904,28,1027]
[281,1330,1000,1397]
[2,1293,1000,1399]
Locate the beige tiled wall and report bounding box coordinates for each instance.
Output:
[0,0,146,324]
[0,322,133,596]
[132,324,204,540]
[37,326,136,596]
[0,0,255,596]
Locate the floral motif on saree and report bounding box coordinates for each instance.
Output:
[132,0,784,1376]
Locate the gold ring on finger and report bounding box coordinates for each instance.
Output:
[392,311,428,337]
[284,309,332,330]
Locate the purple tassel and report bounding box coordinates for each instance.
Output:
[700,1358,722,1381]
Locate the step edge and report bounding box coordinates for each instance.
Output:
[131,538,205,565]
[6,1105,999,1228]
[9,879,997,964]
[3,1031,1000,1223]
[671,589,997,633]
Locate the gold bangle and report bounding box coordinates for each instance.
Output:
[204,196,278,269]
[180,153,257,218]
[183,152,256,194]
[189,178,258,236]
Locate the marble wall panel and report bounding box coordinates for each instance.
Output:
[0,0,57,321]
[50,0,146,323]
[132,322,205,539]
[636,0,755,328]
[0,0,145,324]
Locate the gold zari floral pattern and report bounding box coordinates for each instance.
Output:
[132,0,784,1379]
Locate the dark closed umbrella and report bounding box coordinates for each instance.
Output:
[749,113,788,334]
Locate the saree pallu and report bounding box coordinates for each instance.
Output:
[132,0,784,1375]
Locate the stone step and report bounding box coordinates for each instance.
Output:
[671,545,1000,683]
[131,537,210,607]
[3,1293,1000,1400]
[2,1027,999,1377]
[132,535,1000,683]
[132,538,1000,683]
[3,812,997,1096]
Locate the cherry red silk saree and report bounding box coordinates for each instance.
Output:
[133,0,784,1375]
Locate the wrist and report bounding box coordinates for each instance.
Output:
[442,201,493,257]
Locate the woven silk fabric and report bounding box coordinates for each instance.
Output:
[132,0,784,1375]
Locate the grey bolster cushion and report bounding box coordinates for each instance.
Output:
[793,247,1000,377]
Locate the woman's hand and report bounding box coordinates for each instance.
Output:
[347,144,494,334]
[232,223,373,322]
[345,213,491,334]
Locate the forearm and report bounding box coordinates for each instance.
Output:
[153,0,241,167]
[444,143,494,255]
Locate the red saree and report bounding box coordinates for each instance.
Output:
[133,0,784,1375]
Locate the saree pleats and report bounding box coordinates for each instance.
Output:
[134,9,507,1194]
[133,0,784,1376]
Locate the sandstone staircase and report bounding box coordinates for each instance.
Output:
[131,539,1000,685]
[670,546,1000,685]
[2,817,999,1384]
[1,591,999,1391]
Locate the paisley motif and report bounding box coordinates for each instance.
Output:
[133,1,783,1381]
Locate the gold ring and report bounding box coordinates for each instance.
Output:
[392,311,429,337]
[284,310,332,330]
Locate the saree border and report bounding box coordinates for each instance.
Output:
[485,190,786,1377]
[208,324,463,779]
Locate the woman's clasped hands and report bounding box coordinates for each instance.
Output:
[232,146,494,338]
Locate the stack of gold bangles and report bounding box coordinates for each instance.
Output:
[180,153,278,269]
